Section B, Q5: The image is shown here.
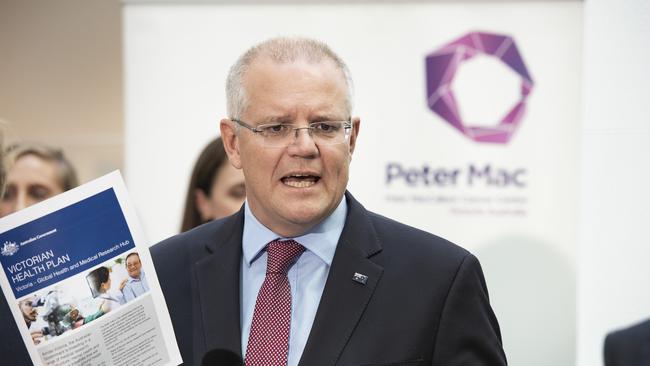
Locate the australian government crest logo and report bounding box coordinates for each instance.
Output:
[425,31,534,144]
[1,241,19,256]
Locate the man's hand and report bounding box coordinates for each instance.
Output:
[119,278,128,291]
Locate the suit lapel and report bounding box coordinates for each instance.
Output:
[194,210,244,357]
[299,193,384,366]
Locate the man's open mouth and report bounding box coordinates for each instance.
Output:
[281,174,321,188]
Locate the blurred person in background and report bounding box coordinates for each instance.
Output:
[180,137,245,232]
[604,317,650,366]
[1,142,78,217]
[0,128,5,195]
[0,142,79,364]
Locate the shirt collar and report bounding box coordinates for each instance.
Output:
[127,270,145,283]
[242,197,347,267]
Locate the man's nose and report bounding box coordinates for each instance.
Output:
[288,127,318,156]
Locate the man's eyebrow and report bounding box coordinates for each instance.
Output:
[262,115,293,123]
[310,114,344,122]
[261,114,345,124]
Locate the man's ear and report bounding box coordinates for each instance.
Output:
[348,117,361,158]
[220,118,242,169]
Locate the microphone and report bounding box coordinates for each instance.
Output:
[201,349,243,366]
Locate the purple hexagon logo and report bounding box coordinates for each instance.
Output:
[425,31,534,144]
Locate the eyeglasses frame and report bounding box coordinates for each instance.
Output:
[230,118,353,146]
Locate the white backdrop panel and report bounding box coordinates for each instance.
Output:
[577,0,650,365]
[124,3,582,365]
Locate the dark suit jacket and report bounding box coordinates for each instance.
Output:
[151,192,506,366]
[604,318,650,366]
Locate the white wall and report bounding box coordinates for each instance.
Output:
[0,0,123,183]
[577,0,650,365]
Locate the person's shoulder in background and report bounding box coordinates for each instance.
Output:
[604,318,650,366]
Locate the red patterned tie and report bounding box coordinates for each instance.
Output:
[245,240,305,366]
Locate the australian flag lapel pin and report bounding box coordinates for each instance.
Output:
[352,272,368,285]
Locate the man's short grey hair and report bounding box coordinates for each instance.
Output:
[226,37,354,120]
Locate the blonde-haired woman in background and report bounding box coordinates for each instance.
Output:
[1,142,78,217]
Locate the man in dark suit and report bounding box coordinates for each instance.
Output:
[151,36,506,366]
[604,318,650,366]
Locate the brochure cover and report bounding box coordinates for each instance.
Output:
[0,171,182,366]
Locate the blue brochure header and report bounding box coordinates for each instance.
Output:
[0,188,135,298]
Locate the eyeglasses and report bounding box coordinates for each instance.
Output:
[231,118,352,148]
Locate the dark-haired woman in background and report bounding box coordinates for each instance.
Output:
[180,137,245,232]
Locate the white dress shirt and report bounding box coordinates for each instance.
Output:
[241,198,347,366]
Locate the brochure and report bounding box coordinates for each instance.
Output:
[0,171,182,366]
